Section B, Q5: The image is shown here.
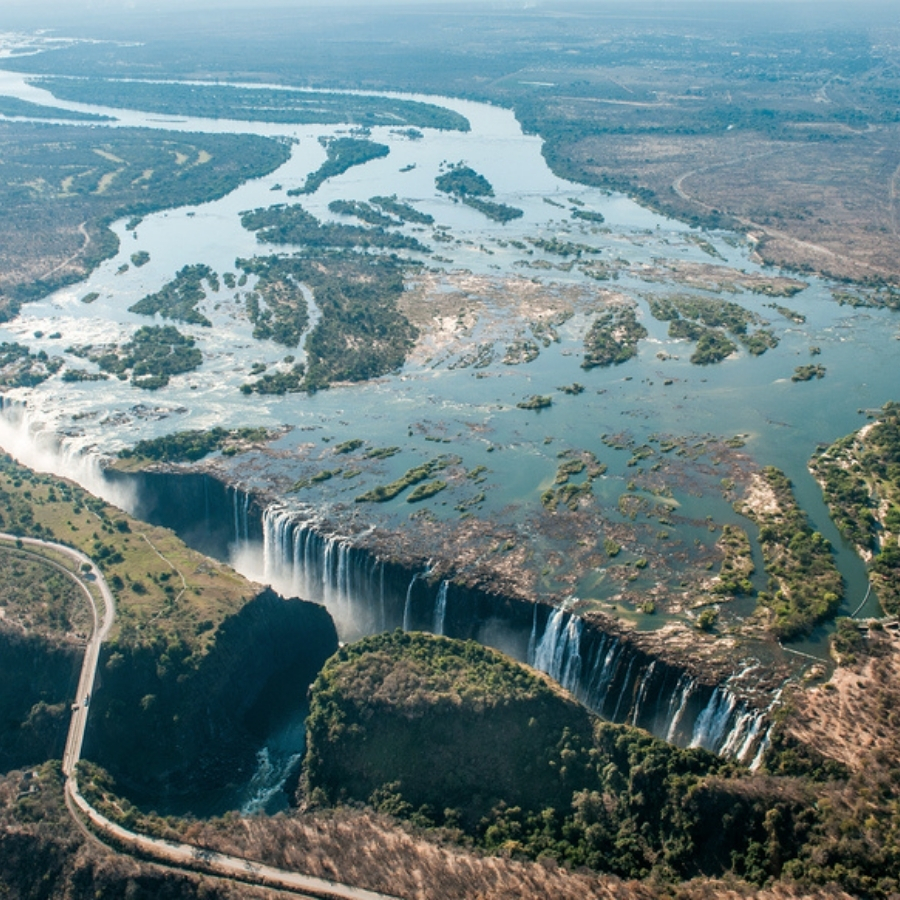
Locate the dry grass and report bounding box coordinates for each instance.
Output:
[569,129,900,283]
[787,624,900,772]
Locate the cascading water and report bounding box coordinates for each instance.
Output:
[665,675,697,744]
[402,573,419,632]
[0,399,136,512]
[526,605,769,764]
[433,580,449,636]
[186,492,774,765]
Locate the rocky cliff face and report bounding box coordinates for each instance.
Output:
[0,628,82,772]
[83,589,338,801]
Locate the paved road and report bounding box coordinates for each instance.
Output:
[1,532,400,900]
[0,533,114,777]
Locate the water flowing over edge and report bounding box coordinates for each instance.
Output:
[251,497,772,766]
[0,400,773,773]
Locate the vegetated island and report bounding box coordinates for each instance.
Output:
[115,426,275,466]
[0,95,112,122]
[84,324,203,391]
[128,263,218,327]
[581,304,647,368]
[289,137,389,196]
[36,77,470,132]
[435,163,523,223]
[810,400,900,615]
[237,255,311,347]
[234,252,419,393]
[648,294,779,362]
[240,203,429,253]
[734,466,843,640]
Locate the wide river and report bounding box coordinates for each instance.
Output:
[0,63,894,627]
[0,42,897,812]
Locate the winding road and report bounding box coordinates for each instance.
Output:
[0,533,114,777]
[0,533,400,900]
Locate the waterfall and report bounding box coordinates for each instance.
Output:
[719,708,767,763]
[433,581,449,636]
[530,607,585,696]
[0,399,136,512]
[665,675,696,744]
[225,493,774,763]
[403,573,419,631]
[232,487,252,552]
[584,636,621,712]
[630,661,657,726]
[690,688,738,752]
[527,604,539,662]
[523,605,768,763]
[610,655,636,723]
[379,560,387,631]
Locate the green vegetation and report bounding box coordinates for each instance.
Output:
[328,199,398,227]
[117,426,271,464]
[581,305,647,368]
[369,195,434,225]
[528,236,600,258]
[128,264,216,326]
[686,327,737,365]
[766,302,806,324]
[649,294,777,363]
[240,203,429,253]
[833,287,900,311]
[541,449,606,511]
[38,78,470,131]
[435,163,493,198]
[516,394,552,410]
[237,255,311,346]
[0,549,89,639]
[61,368,108,383]
[712,525,755,596]
[334,439,364,455]
[531,310,573,346]
[130,250,150,268]
[364,446,401,461]
[811,401,900,614]
[290,469,343,491]
[290,137,389,196]
[0,123,290,316]
[304,630,820,884]
[356,455,458,503]
[792,364,826,382]
[235,254,422,393]
[0,343,63,389]
[240,363,306,395]
[502,339,539,365]
[93,325,202,390]
[696,608,719,631]
[571,208,605,223]
[299,254,418,390]
[736,467,842,639]
[80,292,100,304]
[461,197,524,223]
[407,480,447,502]
[0,95,111,122]
[0,453,254,653]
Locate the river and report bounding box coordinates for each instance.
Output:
[0,41,896,811]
